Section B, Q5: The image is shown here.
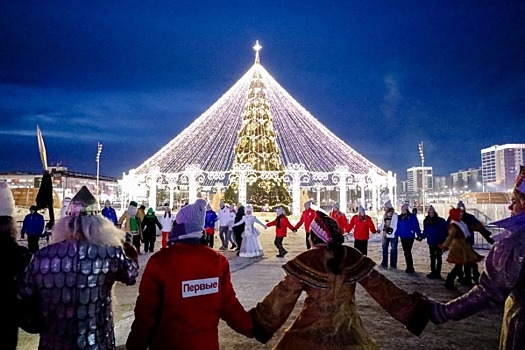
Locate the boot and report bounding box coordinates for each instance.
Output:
[445,273,458,291]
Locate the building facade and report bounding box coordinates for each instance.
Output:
[481,144,525,191]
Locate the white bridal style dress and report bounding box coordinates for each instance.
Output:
[233,214,266,258]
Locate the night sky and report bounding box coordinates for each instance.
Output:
[1,1,524,179]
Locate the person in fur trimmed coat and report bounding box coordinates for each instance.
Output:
[17,186,139,350]
[250,211,430,349]
[440,208,483,291]
[119,200,144,254]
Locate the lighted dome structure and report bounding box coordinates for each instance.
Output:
[122,41,397,214]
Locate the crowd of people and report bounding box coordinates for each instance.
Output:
[3,164,525,349]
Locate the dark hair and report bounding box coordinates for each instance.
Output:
[309,229,345,275]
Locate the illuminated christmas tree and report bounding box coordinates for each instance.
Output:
[224,41,292,211]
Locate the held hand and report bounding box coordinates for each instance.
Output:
[292,229,298,233]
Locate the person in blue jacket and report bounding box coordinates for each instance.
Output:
[421,205,448,279]
[102,200,118,226]
[20,205,45,253]
[396,203,422,273]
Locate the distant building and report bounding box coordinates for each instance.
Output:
[481,144,525,191]
[406,166,433,194]
[0,166,120,206]
[450,167,482,192]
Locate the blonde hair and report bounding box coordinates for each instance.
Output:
[51,215,125,247]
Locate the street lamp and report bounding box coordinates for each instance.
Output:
[96,142,103,200]
[418,141,425,212]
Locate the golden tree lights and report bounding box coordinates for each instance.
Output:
[226,41,291,210]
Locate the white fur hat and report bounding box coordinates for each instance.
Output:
[0,181,15,217]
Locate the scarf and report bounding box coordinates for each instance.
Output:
[451,220,470,238]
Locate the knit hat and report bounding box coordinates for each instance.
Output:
[0,181,15,217]
[358,205,365,214]
[129,200,138,207]
[170,198,207,241]
[514,165,525,198]
[67,186,100,216]
[147,208,155,215]
[449,208,462,222]
[384,200,393,210]
[333,202,340,210]
[310,211,341,243]
[457,201,466,210]
[401,202,410,210]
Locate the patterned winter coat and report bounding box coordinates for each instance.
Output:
[442,222,483,265]
[17,240,139,350]
[250,245,429,349]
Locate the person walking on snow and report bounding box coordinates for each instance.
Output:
[141,208,162,253]
[346,205,377,256]
[329,202,348,235]
[294,200,316,249]
[421,205,448,279]
[159,204,175,249]
[102,199,118,226]
[204,203,218,248]
[232,204,266,258]
[266,206,295,258]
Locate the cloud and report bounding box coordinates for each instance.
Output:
[381,74,401,119]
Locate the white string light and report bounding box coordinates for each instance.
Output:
[132,44,387,185]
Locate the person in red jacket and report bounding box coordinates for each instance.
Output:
[329,202,348,235]
[266,206,296,258]
[294,200,316,249]
[126,198,254,350]
[346,205,377,256]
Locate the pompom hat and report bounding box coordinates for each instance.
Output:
[170,198,207,242]
[0,181,15,217]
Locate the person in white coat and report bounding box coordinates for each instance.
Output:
[232,204,267,258]
[159,204,175,249]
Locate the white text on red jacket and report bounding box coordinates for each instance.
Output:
[182,277,219,298]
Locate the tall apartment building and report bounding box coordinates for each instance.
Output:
[481,144,525,191]
[406,166,433,193]
[450,168,482,191]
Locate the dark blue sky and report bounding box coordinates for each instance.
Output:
[1,1,524,179]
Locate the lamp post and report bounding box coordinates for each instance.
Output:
[418,141,425,212]
[96,142,103,200]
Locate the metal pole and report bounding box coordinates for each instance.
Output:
[419,142,425,212]
[96,142,103,200]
